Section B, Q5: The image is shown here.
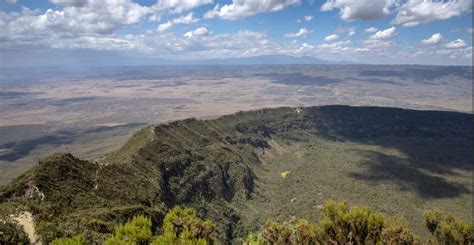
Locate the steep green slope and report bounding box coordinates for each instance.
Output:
[0,105,472,243]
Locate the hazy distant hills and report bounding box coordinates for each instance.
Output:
[0,48,337,67]
[1,105,472,243]
[178,54,336,65]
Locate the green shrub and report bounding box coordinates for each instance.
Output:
[104,215,152,245]
[381,218,418,244]
[261,220,292,244]
[423,209,443,235]
[317,200,387,244]
[247,200,474,245]
[50,235,86,245]
[293,219,317,244]
[423,209,473,244]
[152,206,214,244]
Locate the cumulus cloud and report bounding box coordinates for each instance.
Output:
[369,26,396,39]
[435,43,471,59]
[0,0,150,35]
[363,39,394,49]
[392,0,472,27]
[365,27,378,33]
[348,28,356,36]
[184,27,209,38]
[0,0,215,49]
[444,39,466,49]
[284,28,310,38]
[321,0,397,21]
[314,40,370,57]
[50,0,88,7]
[324,34,339,42]
[157,12,199,32]
[204,0,300,20]
[153,0,214,14]
[337,26,356,36]
[1,0,472,65]
[421,33,443,45]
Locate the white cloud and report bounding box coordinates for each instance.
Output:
[421,33,443,45]
[392,0,472,27]
[365,27,378,33]
[1,0,471,65]
[363,39,394,49]
[435,44,472,59]
[284,28,310,38]
[184,27,209,38]
[157,12,199,32]
[324,34,339,42]
[370,26,396,39]
[153,0,214,14]
[204,0,300,20]
[345,27,357,36]
[444,39,466,49]
[321,0,397,21]
[50,0,88,7]
[2,0,151,35]
[0,0,213,49]
[157,22,174,32]
[313,40,370,58]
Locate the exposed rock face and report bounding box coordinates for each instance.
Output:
[11,212,41,245]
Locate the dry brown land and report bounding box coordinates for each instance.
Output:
[0,65,471,185]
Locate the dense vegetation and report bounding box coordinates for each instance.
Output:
[247,201,473,244]
[0,105,472,244]
[49,202,473,245]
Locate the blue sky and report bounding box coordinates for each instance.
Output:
[0,0,472,66]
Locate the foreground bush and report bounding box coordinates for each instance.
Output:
[104,215,152,245]
[424,209,473,244]
[246,200,472,245]
[42,202,474,245]
[96,206,213,245]
[152,206,214,245]
[51,235,86,245]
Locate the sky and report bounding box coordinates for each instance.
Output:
[0,0,472,66]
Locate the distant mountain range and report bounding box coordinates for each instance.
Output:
[0,48,343,67]
[176,54,337,65]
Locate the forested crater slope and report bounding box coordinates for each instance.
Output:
[1,105,472,243]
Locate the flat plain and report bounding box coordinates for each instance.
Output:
[0,65,472,185]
